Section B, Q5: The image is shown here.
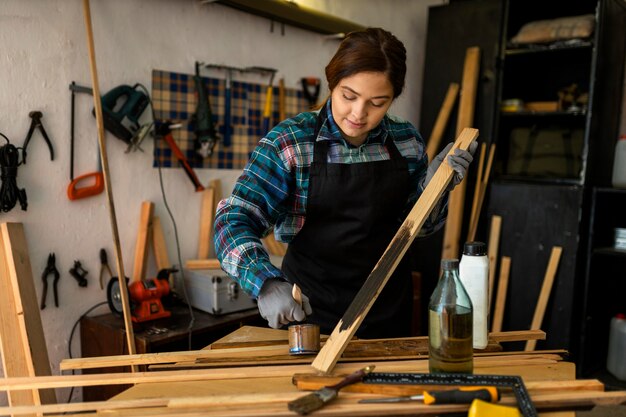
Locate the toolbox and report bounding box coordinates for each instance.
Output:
[179,256,283,316]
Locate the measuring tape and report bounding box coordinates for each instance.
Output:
[362,373,537,417]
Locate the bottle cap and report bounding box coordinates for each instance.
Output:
[616,313,626,320]
[441,259,459,270]
[463,241,487,256]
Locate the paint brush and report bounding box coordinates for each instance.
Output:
[287,365,375,415]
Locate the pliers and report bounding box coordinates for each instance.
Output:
[41,253,60,310]
[23,111,54,164]
[99,248,113,290]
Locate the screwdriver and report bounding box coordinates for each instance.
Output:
[358,386,500,405]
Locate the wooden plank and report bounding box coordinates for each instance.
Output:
[311,128,479,374]
[262,232,287,256]
[491,256,511,333]
[132,201,154,283]
[151,216,171,271]
[467,143,495,241]
[185,258,222,270]
[425,82,460,162]
[487,215,502,309]
[526,246,563,351]
[0,223,57,410]
[441,46,481,260]
[468,142,486,240]
[197,186,216,259]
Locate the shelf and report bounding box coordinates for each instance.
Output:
[592,247,626,257]
[494,175,583,186]
[500,110,587,118]
[505,40,593,55]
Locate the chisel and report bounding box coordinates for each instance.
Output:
[359,386,499,404]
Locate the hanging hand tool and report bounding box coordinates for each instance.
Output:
[155,122,205,192]
[247,67,278,135]
[69,260,89,287]
[301,77,321,108]
[22,111,54,164]
[358,386,500,404]
[99,248,113,290]
[67,82,104,200]
[193,61,219,158]
[222,69,234,147]
[40,253,60,310]
[99,84,150,144]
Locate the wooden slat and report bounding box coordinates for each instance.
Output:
[468,142,486,240]
[311,128,479,374]
[185,258,222,270]
[492,256,511,333]
[262,232,287,256]
[132,201,154,283]
[152,216,171,271]
[197,186,216,259]
[425,82,460,162]
[441,46,481,260]
[0,223,56,409]
[467,143,495,241]
[526,246,563,351]
[487,215,502,309]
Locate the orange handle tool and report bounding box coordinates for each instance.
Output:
[161,129,205,192]
[67,171,104,200]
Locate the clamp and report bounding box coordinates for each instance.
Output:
[69,260,89,287]
[40,253,60,310]
[99,248,113,290]
[23,111,54,164]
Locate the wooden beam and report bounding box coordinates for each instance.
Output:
[441,47,481,260]
[0,223,56,408]
[526,247,563,351]
[467,143,495,241]
[185,258,222,270]
[151,216,171,271]
[425,82,459,162]
[492,256,511,333]
[487,215,502,309]
[311,128,479,374]
[197,186,216,259]
[132,201,154,283]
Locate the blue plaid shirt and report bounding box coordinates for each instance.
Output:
[214,100,447,297]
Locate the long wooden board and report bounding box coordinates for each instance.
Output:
[132,201,154,283]
[425,82,460,162]
[311,128,479,374]
[0,223,56,407]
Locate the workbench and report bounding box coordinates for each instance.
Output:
[96,326,625,417]
[80,305,263,401]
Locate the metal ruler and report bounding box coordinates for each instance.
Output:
[363,372,538,417]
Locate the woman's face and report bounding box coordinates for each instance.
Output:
[330,71,394,146]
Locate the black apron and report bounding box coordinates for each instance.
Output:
[282,108,413,339]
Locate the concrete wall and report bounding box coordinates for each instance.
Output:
[0,0,441,403]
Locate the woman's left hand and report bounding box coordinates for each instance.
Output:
[424,141,478,191]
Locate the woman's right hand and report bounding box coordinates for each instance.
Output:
[257,279,313,329]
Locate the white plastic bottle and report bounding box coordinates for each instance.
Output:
[612,135,626,188]
[607,313,626,381]
[459,241,489,349]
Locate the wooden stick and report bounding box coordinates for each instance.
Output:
[197,186,216,260]
[311,128,479,374]
[468,143,496,241]
[185,258,222,270]
[132,201,154,283]
[526,246,563,351]
[425,82,459,162]
[151,216,171,271]
[491,256,511,333]
[279,78,286,122]
[82,0,136,358]
[468,142,486,239]
[442,47,481,260]
[487,215,502,309]
[0,223,56,406]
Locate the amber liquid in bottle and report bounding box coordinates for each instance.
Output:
[428,259,473,374]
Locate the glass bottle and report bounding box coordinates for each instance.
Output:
[429,259,473,374]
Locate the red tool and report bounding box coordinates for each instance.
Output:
[156,122,205,192]
[67,82,104,200]
[128,278,171,323]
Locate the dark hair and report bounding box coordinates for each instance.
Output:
[325,27,407,99]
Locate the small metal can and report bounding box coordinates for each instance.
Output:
[288,323,320,355]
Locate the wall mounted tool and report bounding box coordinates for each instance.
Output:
[68,82,104,200]
[247,67,278,135]
[40,253,60,310]
[69,260,88,287]
[155,123,205,192]
[0,132,27,212]
[22,111,54,164]
[99,248,113,290]
[301,77,321,108]
[99,84,150,144]
[193,61,219,158]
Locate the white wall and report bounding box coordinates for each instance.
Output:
[0,0,441,404]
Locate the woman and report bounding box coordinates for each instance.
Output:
[214,27,476,339]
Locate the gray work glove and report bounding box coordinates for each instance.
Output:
[424,141,478,191]
[257,279,313,329]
